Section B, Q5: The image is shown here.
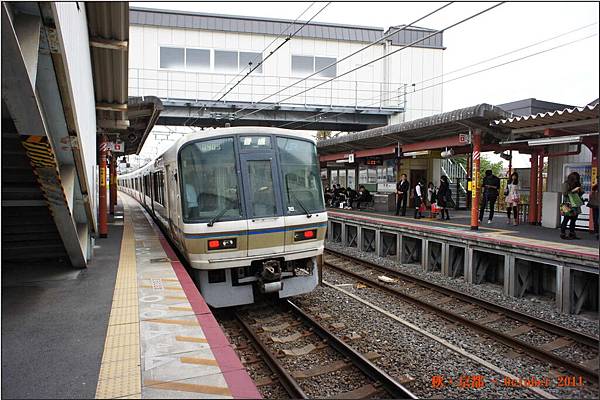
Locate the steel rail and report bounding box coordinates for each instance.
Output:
[233,311,308,399]
[325,248,599,347]
[285,299,417,399]
[323,250,599,384]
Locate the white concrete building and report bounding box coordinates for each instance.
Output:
[128,7,444,129]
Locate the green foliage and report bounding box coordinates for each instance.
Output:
[455,155,504,177]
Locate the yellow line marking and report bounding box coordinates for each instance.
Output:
[175,336,208,343]
[161,278,180,282]
[146,319,199,326]
[179,357,219,366]
[140,285,184,291]
[95,199,141,399]
[165,296,188,300]
[169,306,194,312]
[143,379,232,396]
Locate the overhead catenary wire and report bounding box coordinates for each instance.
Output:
[185,2,331,126]
[234,2,505,122]
[231,1,454,117]
[278,25,600,129]
[282,32,598,130]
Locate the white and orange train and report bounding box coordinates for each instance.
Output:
[119,127,327,307]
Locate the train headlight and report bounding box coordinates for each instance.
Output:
[294,229,317,241]
[207,238,237,250]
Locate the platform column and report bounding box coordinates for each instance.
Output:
[529,153,538,224]
[470,130,481,230]
[109,153,117,215]
[590,144,597,232]
[537,152,544,224]
[98,135,108,238]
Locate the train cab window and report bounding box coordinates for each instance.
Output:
[247,160,277,218]
[239,136,271,150]
[179,137,241,222]
[277,137,325,215]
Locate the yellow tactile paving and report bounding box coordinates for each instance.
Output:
[96,202,141,399]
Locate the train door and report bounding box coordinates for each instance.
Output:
[165,164,183,247]
[240,153,285,257]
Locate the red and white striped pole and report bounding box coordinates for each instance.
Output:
[99,135,108,238]
[470,130,481,230]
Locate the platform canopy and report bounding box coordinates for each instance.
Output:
[87,3,163,155]
[493,101,599,139]
[317,103,510,155]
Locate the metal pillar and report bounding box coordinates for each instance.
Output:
[470,130,481,230]
[590,144,598,232]
[529,153,538,224]
[537,152,544,224]
[98,135,108,238]
[109,153,117,215]
[508,150,512,176]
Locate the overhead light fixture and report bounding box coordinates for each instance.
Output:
[402,150,429,157]
[335,159,349,163]
[441,148,455,158]
[527,136,582,146]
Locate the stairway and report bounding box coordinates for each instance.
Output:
[1,122,69,266]
[440,158,468,209]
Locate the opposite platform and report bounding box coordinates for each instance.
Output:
[95,194,260,399]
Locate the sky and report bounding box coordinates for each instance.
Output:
[129,1,599,167]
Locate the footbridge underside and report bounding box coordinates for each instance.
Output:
[157,99,401,131]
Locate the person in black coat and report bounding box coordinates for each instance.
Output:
[479,170,500,223]
[395,174,410,216]
[437,176,451,220]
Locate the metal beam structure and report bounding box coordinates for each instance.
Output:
[158,99,397,131]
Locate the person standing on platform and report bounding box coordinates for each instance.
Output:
[414,180,425,219]
[438,176,451,220]
[395,174,410,216]
[505,172,520,226]
[560,172,584,240]
[479,169,500,224]
[589,183,599,239]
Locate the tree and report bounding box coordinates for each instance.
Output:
[316,130,332,141]
[455,155,504,177]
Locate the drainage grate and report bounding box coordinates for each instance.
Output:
[150,257,170,263]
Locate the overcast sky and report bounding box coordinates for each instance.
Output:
[130,1,599,167]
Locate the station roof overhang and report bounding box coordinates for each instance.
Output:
[87,3,162,155]
[317,103,510,160]
[493,102,599,143]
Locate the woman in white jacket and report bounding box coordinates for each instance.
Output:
[505,172,520,225]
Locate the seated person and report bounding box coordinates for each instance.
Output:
[185,182,199,219]
[332,190,346,208]
[354,185,371,209]
[346,188,358,208]
[324,187,333,207]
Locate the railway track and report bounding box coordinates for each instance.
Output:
[324,249,600,385]
[219,299,415,399]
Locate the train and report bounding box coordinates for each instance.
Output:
[118,127,327,307]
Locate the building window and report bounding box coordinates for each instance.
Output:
[240,51,263,73]
[315,56,336,77]
[292,55,336,77]
[160,47,185,69]
[215,50,238,73]
[186,48,210,72]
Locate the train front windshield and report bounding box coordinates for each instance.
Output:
[277,137,325,216]
[180,135,324,223]
[180,137,242,222]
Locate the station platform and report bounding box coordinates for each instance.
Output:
[1,194,260,399]
[326,207,598,314]
[329,207,598,259]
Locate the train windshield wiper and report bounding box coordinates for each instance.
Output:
[207,206,231,227]
[290,192,312,218]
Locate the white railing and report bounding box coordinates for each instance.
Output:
[441,158,469,208]
[129,68,407,110]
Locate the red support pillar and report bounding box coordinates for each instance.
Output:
[109,153,117,215]
[470,130,481,230]
[537,152,544,225]
[99,135,108,238]
[528,153,538,225]
[466,153,472,210]
[590,144,598,232]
